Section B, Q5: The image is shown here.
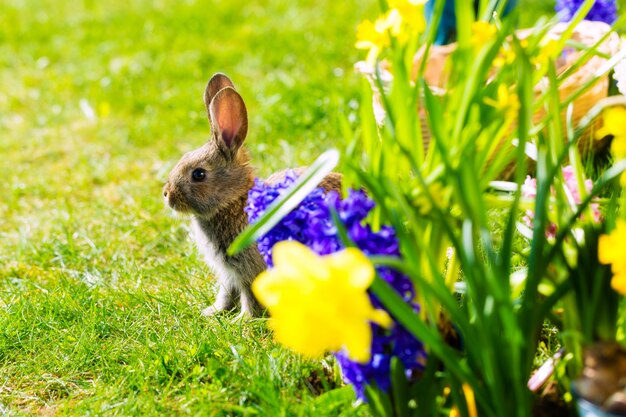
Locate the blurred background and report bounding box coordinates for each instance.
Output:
[1,0,376,177]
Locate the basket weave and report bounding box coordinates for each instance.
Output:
[356,20,620,159]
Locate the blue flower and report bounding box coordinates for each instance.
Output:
[555,0,617,24]
[246,170,427,400]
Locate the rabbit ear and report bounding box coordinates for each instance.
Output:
[204,73,235,120]
[209,86,248,155]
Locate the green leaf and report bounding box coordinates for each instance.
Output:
[314,385,357,410]
[227,149,340,255]
[390,357,410,417]
[364,384,394,417]
[330,206,354,249]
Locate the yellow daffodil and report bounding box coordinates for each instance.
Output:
[596,107,626,187]
[356,0,426,62]
[252,241,392,363]
[356,19,388,55]
[388,0,427,33]
[597,107,626,158]
[484,84,520,119]
[411,182,450,215]
[356,11,402,63]
[388,0,426,8]
[532,40,560,68]
[599,220,626,295]
[470,21,497,48]
[493,45,516,68]
[381,8,404,37]
[448,384,478,417]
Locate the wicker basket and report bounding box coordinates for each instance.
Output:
[356,20,620,158]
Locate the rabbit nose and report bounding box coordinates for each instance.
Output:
[163,184,169,198]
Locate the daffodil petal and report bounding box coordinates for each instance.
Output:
[599,234,617,265]
[252,269,301,307]
[271,241,328,280]
[327,248,374,289]
[599,220,626,265]
[272,240,317,265]
[611,272,626,296]
[370,309,393,328]
[342,321,373,363]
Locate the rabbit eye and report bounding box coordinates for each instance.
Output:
[191,168,206,182]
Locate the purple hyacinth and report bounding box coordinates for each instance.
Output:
[245,170,427,400]
[555,0,617,24]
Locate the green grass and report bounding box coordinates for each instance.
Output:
[0,0,617,415]
[0,0,371,415]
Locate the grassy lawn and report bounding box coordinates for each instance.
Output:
[0,0,618,415]
[0,1,372,415]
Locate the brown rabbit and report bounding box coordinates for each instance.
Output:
[163,73,341,318]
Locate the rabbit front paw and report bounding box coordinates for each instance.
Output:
[201,304,223,316]
[202,285,236,316]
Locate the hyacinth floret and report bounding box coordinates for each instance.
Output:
[555,0,617,24]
